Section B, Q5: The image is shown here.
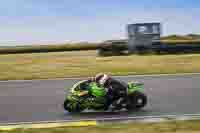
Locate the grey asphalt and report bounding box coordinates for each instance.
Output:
[0,74,200,124]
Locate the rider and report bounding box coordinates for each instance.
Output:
[78,73,127,109]
[94,73,127,109]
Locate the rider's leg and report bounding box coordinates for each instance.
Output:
[105,78,127,110]
[107,78,127,96]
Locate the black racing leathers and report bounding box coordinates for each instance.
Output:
[103,78,127,109]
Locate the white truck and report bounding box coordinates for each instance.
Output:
[98,23,200,56]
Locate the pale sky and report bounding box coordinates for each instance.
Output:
[0,0,200,46]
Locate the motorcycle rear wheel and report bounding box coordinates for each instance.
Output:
[126,91,147,110]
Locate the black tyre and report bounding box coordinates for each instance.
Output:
[126,91,147,110]
[63,99,82,113]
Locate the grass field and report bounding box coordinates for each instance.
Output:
[1,120,200,133]
[0,50,200,80]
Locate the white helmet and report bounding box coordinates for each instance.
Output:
[94,73,110,86]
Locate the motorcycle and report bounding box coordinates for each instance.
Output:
[63,80,147,112]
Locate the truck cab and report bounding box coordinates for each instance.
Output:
[127,23,161,53]
[98,23,161,56]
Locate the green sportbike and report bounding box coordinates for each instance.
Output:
[63,80,147,112]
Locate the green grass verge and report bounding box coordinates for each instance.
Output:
[0,50,200,80]
[1,120,200,133]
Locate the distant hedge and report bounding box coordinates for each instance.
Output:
[0,43,100,54]
[1,39,200,55]
[161,34,200,40]
[160,40,200,45]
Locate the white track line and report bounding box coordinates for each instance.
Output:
[1,113,200,126]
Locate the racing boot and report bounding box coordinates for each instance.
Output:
[110,97,126,111]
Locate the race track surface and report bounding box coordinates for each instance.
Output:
[0,74,200,124]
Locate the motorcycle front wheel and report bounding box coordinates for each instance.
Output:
[63,99,83,113]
